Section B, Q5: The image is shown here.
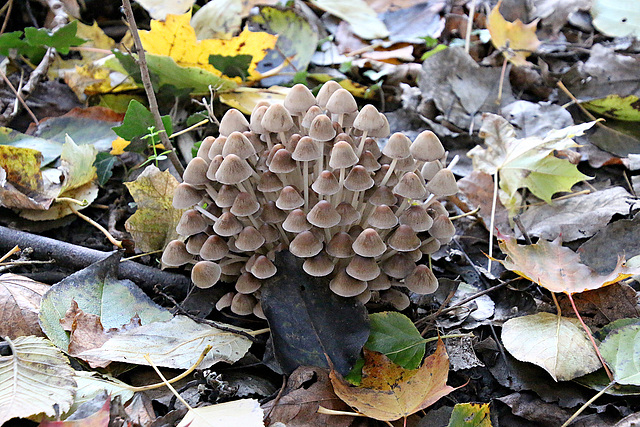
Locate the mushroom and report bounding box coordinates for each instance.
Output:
[162,240,193,267]
[219,109,249,136]
[191,261,222,289]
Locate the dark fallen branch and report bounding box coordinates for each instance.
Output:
[0,225,190,299]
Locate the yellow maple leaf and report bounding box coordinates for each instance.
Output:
[487,0,541,66]
[139,13,277,83]
[110,137,131,155]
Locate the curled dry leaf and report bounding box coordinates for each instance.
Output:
[0,273,49,338]
[329,338,458,421]
[497,235,640,294]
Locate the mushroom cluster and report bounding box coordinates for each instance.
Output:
[162,81,458,317]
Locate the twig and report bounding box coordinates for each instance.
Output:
[0,66,39,124]
[513,215,532,244]
[68,203,123,248]
[0,245,19,263]
[561,382,615,427]
[0,0,13,35]
[121,0,185,177]
[0,225,191,298]
[464,0,476,54]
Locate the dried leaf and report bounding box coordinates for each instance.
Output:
[0,273,49,338]
[0,336,77,424]
[139,12,277,83]
[501,312,601,381]
[487,0,541,66]
[40,395,110,427]
[447,402,492,426]
[497,235,639,294]
[124,165,185,252]
[330,339,457,421]
[310,0,389,40]
[177,398,264,427]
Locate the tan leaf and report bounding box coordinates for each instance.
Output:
[330,339,457,421]
[0,273,49,338]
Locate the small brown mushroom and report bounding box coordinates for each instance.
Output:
[191,261,222,289]
[330,270,367,297]
[219,109,249,136]
[162,240,193,267]
[404,265,438,294]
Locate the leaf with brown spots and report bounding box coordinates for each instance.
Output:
[329,338,458,421]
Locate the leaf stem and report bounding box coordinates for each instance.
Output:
[561,381,615,427]
[68,203,123,248]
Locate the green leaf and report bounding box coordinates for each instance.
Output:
[367,311,426,370]
[209,54,252,80]
[447,403,493,427]
[24,21,86,54]
[94,152,116,186]
[0,31,26,55]
[145,53,237,94]
[112,99,173,143]
[600,324,640,385]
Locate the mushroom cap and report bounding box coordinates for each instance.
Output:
[292,136,322,161]
[367,186,397,206]
[261,200,287,224]
[235,272,262,294]
[374,164,399,187]
[173,183,202,209]
[269,148,297,174]
[191,261,222,289]
[253,302,266,319]
[358,151,381,172]
[399,205,434,232]
[425,168,458,197]
[368,114,390,138]
[213,212,244,236]
[387,224,421,251]
[330,271,367,297]
[404,265,438,294]
[197,136,215,160]
[326,232,355,258]
[257,171,284,192]
[346,256,380,281]
[251,255,277,279]
[282,208,312,233]
[336,202,361,226]
[301,106,324,129]
[382,253,415,279]
[183,156,209,186]
[344,165,374,191]
[303,253,334,276]
[393,172,427,199]
[307,200,341,228]
[429,214,456,241]
[235,226,265,252]
[367,205,398,229]
[185,233,208,255]
[215,184,240,208]
[420,237,441,255]
[259,223,280,243]
[284,133,301,153]
[200,235,229,260]
[162,240,193,267]
[216,292,235,311]
[353,104,385,132]
[395,156,416,172]
[284,84,317,114]
[329,141,359,169]
[261,103,294,133]
[421,161,441,181]
[230,191,260,217]
[312,170,340,196]
[276,186,305,210]
[222,132,256,159]
[326,88,358,114]
[208,136,227,159]
[230,293,257,315]
[368,273,392,291]
[363,137,382,158]
[219,109,250,136]
[382,133,412,159]
[316,80,342,108]
[381,288,410,310]
[249,105,268,134]
[215,154,253,185]
[352,228,387,257]
[206,154,224,181]
[176,209,208,236]
[309,114,337,142]
[411,130,445,162]
[289,230,323,258]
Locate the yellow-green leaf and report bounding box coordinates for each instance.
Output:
[583,94,640,121]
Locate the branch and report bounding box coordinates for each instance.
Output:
[121,0,185,178]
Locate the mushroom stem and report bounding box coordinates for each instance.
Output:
[333,167,347,208]
[378,249,398,262]
[276,223,290,245]
[336,113,345,127]
[205,183,218,200]
[303,160,310,211]
[395,198,410,218]
[194,204,219,222]
[265,133,274,150]
[236,181,260,213]
[356,131,369,157]
[314,142,323,182]
[278,131,288,146]
[446,154,459,170]
[379,158,398,187]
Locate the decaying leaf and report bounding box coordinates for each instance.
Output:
[78,315,252,370]
[0,273,49,339]
[487,0,541,66]
[599,324,640,385]
[501,312,600,381]
[71,370,134,415]
[310,0,389,40]
[40,394,110,427]
[497,235,639,294]
[330,339,457,421]
[177,398,264,427]
[219,86,290,115]
[447,402,492,426]
[0,336,77,424]
[125,165,184,252]
[139,12,277,83]
[468,113,594,213]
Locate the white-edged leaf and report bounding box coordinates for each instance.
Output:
[78,315,252,369]
[501,312,600,381]
[0,336,77,424]
[69,370,135,415]
[177,398,264,427]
